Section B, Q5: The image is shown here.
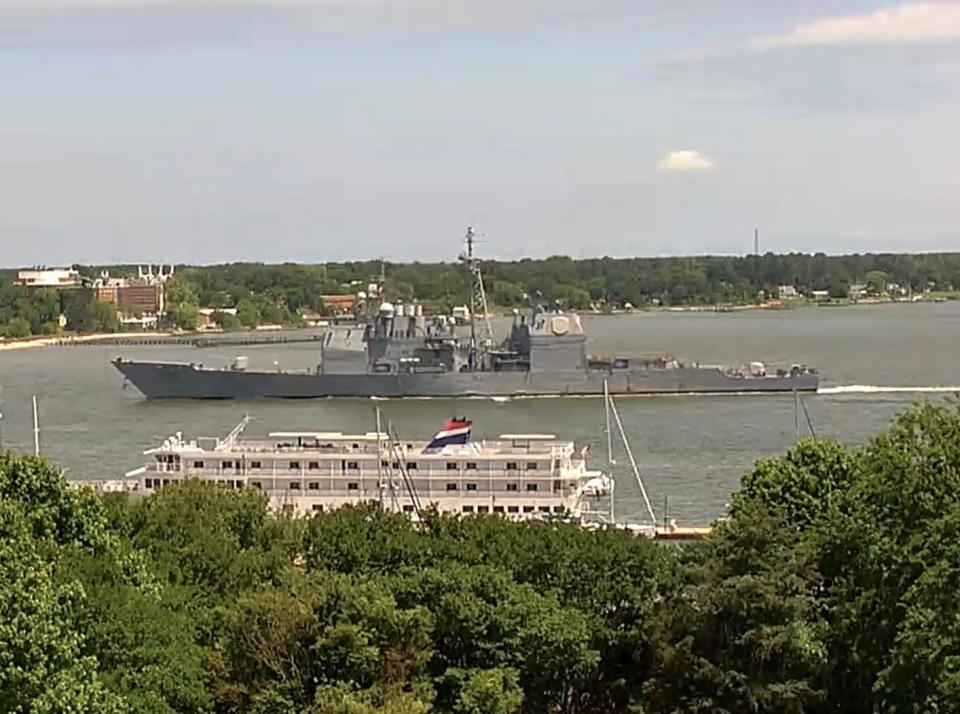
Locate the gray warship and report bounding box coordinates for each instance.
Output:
[113,232,819,399]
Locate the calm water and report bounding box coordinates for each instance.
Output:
[1,303,958,523]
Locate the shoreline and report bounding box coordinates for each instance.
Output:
[0,331,172,352]
[577,295,952,316]
[1,297,953,352]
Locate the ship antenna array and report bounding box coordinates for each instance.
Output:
[461,227,494,369]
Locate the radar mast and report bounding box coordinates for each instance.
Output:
[460,227,493,370]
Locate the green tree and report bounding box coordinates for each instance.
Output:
[213,311,242,331]
[732,439,858,529]
[236,299,262,328]
[167,302,199,331]
[91,300,120,333]
[3,315,32,338]
[647,503,827,713]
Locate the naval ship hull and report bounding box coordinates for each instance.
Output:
[113,359,819,399]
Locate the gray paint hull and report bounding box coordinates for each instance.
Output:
[113,360,820,399]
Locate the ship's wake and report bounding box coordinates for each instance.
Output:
[819,385,960,395]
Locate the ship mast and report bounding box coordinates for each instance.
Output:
[460,226,493,370]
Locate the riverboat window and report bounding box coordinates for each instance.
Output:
[221,460,233,469]
[506,462,518,471]
[391,461,399,469]
[312,505,324,512]
[250,481,262,489]
[446,462,458,471]
[406,462,418,470]
[145,478,153,488]
[478,505,489,513]
[553,480,561,492]
[308,461,320,470]
[347,482,359,491]
[554,459,561,469]
[506,483,519,492]
[446,483,458,491]
[507,506,519,513]
[526,483,538,492]
[462,505,474,513]
[193,461,204,469]
[347,461,359,470]
[289,461,301,470]
[553,506,564,513]
[308,482,319,490]
[250,461,262,469]
[381,460,389,469]
[466,462,478,470]
[523,506,535,513]
[466,483,478,491]
[403,505,414,513]
[539,506,551,513]
[493,506,504,513]
[526,462,538,471]
[289,483,301,490]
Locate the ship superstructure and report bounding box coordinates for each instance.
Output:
[114,417,604,519]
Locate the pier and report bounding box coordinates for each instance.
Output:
[56,333,326,349]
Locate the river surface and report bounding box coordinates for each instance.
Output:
[1,303,958,523]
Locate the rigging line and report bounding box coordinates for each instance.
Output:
[608,393,657,525]
[799,394,818,440]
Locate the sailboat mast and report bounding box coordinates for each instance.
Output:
[375,406,385,509]
[604,380,615,523]
[32,395,40,457]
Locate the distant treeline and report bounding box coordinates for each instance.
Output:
[85,252,960,313]
[3,401,960,711]
[3,252,958,336]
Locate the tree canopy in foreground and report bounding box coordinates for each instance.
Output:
[1,401,960,712]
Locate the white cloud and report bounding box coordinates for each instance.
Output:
[657,150,716,173]
[752,3,960,49]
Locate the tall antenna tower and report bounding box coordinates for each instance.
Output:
[460,227,493,369]
[753,228,761,296]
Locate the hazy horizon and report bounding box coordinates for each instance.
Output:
[2,1,959,265]
[7,245,960,271]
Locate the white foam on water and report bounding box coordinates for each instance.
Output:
[819,385,960,395]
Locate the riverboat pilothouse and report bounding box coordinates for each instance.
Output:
[115,416,609,520]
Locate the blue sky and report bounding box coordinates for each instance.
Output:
[1,1,958,264]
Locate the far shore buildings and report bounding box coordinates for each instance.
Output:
[15,267,82,288]
[320,294,357,314]
[94,265,172,317]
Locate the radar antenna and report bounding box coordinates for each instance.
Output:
[460,226,493,370]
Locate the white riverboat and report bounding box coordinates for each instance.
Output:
[112,416,609,520]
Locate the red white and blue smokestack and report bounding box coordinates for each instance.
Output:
[424,417,472,451]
